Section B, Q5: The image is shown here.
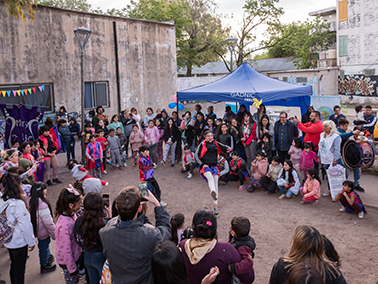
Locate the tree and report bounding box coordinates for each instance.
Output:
[3,0,36,21]
[218,0,283,72]
[264,17,335,69]
[126,0,229,76]
[37,0,91,12]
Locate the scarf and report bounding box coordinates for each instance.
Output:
[184,238,217,265]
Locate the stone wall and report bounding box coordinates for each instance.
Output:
[0,4,177,117]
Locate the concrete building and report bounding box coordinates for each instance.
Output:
[0,3,177,120]
[337,0,378,75]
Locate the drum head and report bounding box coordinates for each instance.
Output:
[343,140,362,169]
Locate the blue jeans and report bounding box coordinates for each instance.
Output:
[339,159,361,186]
[84,250,106,284]
[38,236,51,266]
[278,186,294,197]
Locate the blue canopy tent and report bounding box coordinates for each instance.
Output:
[177,63,312,116]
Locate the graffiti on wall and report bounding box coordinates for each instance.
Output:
[338,75,377,97]
[288,75,318,96]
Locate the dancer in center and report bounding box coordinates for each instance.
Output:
[195,129,232,216]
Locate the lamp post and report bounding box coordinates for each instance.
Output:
[74,27,92,164]
[225,37,238,72]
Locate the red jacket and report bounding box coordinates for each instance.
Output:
[297,121,323,151]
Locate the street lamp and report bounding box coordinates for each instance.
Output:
[74,27,92,164]
[225,37,238,72]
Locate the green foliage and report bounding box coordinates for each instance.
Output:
[264,16,336,69]
[3,0,37,21]
[126,0,229,76]
[231,0,284,69]
[37,0,91,12]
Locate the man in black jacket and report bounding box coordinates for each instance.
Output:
[274,112,299,164]
[100,186,171,284]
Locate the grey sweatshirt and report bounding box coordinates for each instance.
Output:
[107,136,121,150]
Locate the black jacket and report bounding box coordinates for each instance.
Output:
[269,257,347,284]
[163,125,180,143]
[216,132,233,149]
[195,140,230,167]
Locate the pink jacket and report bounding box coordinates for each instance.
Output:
[55,214,82,273]
[129,130,144,151]
[251,158,269,180]
[302,178,321,199]
[35,199,56,240]
[300,150,319,170]
[144,126,160,145]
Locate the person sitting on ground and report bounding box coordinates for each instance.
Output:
[257,133,273,163]
[285,262,325,284]
[226,151,248,190]
[269,225,347,284]
[228,216,256,280]
[261,156,282,194]
[277,160,300,200]
[152,240,220,284]
[247,150,268,192]
[99,186,171,284]
[334,180,367,219]
[181,144,196,179]
[179,208,255,284]
[300,168,321,205]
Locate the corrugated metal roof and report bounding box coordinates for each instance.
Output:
[178,57,297,76]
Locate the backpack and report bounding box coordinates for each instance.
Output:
[0,204,17,244]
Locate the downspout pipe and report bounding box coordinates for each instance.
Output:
[113,21,121,114]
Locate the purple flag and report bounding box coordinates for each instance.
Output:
[0,104,44,147]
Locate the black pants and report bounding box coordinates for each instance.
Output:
[261,175,278,193]
[8,245,28,284]
[125,136,130,157]
[227,171,245,185]
[102,150,107,170]
[175,136,182,164]
[181,162,196,174]
[277,149,290,164]
[147,177,161,202]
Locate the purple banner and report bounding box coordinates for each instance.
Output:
[0,104,44,147]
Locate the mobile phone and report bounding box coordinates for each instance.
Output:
[102,193,110,207]
[295,115,297,119]
[138,182,149,201]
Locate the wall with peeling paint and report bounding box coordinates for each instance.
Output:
[337,0,378,75]
[0,4,177,118]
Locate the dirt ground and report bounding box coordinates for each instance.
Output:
[0,158,377,284]
[1,102,378,283]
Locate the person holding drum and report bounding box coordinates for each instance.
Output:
[318,121,342,196]
[337,118,365,192]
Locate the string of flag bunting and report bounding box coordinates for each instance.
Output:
[1,85,45,97]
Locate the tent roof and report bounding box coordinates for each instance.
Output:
[177,63,312,104]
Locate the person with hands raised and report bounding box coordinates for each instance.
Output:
[195,129,232,217]
[99,185,171,284]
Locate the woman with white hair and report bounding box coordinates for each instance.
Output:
[318,120,342,194]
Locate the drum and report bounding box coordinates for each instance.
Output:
[342,140,375,169]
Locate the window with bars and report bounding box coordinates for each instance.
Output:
[84,82,109,109]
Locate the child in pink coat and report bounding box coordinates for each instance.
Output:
[129,124,144,167]
[300,142,319,182]
[55,186,83,284]
[247,151,269,192]
[300,168,321,204]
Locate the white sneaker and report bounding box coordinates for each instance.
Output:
[124,162,127,167]
[160,201,167,207]
[105,182,109,186]
[187,173,192,179]
[103,170,107,174]
[278,194,286,200]
[339,206,345,212]
[358,211,364,219]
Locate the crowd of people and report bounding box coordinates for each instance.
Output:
[0,101,375,284]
